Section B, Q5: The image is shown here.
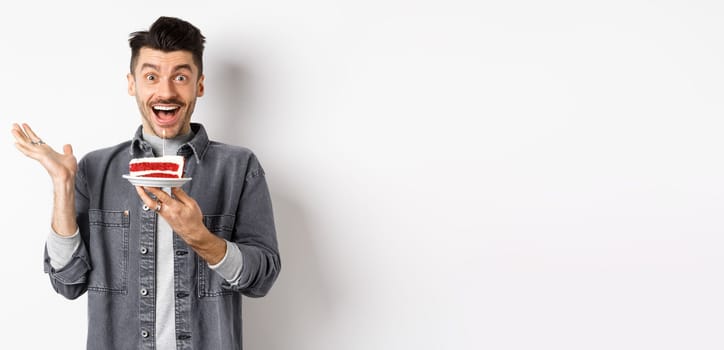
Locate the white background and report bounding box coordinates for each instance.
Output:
[2,1,724,349]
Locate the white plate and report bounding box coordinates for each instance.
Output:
[122,174,191,188]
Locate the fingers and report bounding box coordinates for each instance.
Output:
[12,125,41,159]
[171,187,192,204]
[135,186,163,211]
[137,186,177,214]
[143,186,173,202]
[11,123,30,143]
[22,123,42,142]
[11,122,47,150]
[13,141,34,158]
[137,186,198,212]
[136,186,168,217]
[12,123,40,144]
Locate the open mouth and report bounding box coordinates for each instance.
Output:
[152,105,181,122]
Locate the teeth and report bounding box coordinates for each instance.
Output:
[153,106,178,111]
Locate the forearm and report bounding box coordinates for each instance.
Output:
[51,179,77,237]
[186,228,227,265]
[44,178,90,300]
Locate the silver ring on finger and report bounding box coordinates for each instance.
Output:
[30,139,44,145]
[155,202,162,212]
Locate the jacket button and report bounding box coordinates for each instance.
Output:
[141,330,149,338]
[140,247,148,255]
[142,204,150,211]
[140,288,148,296]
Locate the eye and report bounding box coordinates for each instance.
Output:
[145,74,156,81]
[175,75,187,82]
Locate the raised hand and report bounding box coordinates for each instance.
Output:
[11,123,77,185]
[12,123,78,235]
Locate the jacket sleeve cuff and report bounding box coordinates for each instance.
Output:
[208,240,243,284]
[46,227,81,270]
[44,239,91,287]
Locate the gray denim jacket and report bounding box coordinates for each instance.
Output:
[43,123,281,349]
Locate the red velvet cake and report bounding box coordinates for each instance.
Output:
[129,155,185,178]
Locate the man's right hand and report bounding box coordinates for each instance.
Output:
[11,123,77,185]
[12,123,78,236]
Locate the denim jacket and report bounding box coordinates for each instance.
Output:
[43,123,281,349]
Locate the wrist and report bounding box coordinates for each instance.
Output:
[51,178,77,237]
[52,176,75,193]
[187,228,227,265]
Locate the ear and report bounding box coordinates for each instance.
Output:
[127,73,136,96]
[197,75,205,97]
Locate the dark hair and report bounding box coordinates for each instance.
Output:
[128,16,206,76]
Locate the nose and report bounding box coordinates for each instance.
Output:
[156,77,177,99]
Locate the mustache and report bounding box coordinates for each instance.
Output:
[150,99,185,106]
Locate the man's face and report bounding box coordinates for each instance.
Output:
[127,47,204,138]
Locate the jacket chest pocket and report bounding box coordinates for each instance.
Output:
[197,214,235,297]
[87,209,129,294]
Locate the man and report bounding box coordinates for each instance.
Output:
[11,16,280,349]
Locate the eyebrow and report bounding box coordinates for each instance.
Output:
[139,63,193,73]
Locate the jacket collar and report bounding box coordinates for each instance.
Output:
[130,123,210,163]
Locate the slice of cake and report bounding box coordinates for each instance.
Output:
[129,155,185,178]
